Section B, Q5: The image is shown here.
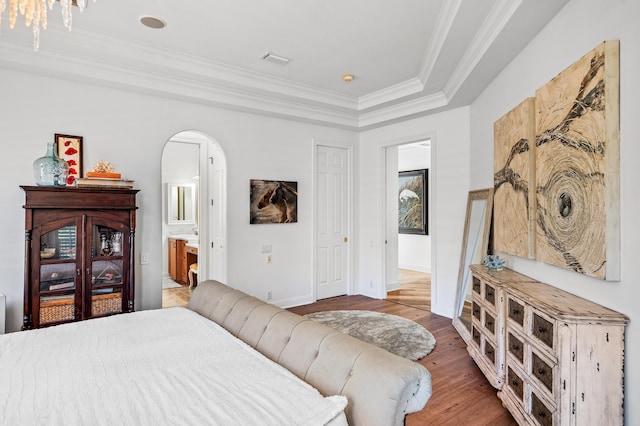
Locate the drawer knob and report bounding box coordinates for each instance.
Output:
[538,326,546,333]
[538,412,546,418]
[512,309,520,315]
[512,380,519,386]
[538,368,545,375]
[512,344,519,350]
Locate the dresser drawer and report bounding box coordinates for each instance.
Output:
[532,312,554,350]
[485,282,496,306]
[484,339,496,366]
[508,332,524,364]
[472,301,481,321]
[472,325,481,347]
[484,310,496,335]
[472,276,481,295]
[532,351,554,394]
[506,366,524,402]
[531,391,555,426]
[508,297,525,327]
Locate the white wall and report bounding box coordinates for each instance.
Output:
[470,0,639,423]
[0,70,357,333]
[398,144,431,272]
[359,107,470,317]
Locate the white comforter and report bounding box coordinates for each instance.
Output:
[0,308,347,425]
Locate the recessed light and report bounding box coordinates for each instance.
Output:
[343,74,355,82]
[140,16,166,29]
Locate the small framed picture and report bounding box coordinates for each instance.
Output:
[55,134,83,185]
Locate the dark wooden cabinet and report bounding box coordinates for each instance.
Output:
[21,186,139,329]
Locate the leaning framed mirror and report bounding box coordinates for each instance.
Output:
[452,188,494,345]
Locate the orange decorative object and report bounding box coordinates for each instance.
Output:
[87,172,122,179]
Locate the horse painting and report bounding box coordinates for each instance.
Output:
[251,180,298,224]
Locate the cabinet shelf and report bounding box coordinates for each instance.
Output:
[40,288,76,297]
[91,254,124,261]
[38,258,75,265]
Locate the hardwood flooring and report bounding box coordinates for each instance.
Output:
[288,296,517,426]
[162,285,192,308]
[386,269,431,310]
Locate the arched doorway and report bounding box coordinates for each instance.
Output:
[160,130,227,307]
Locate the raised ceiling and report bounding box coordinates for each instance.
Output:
[0,0,569,129]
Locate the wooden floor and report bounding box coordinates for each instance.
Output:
[162,285,192,308]
[386,269,431,310]
[289,296,517,426]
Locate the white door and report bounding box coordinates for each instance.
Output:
[207,142,227,283]
[316,145,350,299]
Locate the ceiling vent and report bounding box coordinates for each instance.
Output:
[261,52,290,65]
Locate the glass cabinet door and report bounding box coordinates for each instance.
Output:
[90,223,127,317]
[38,224,78,325]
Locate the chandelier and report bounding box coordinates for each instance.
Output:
[0,0,95,51]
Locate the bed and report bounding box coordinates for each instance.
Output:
[0,280,431,425]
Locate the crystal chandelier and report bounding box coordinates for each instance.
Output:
[0,0,95,51]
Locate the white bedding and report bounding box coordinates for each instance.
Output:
[0,307,347,425]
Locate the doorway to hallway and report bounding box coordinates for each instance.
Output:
[386,269,430,311]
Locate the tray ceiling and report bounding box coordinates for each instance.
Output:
[0,0,569,129]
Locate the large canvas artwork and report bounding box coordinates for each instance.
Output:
[250,180,298,224]
[493,97,536,259]
[535,40,620,280]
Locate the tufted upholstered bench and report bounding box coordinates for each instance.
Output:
[188,280,432,426]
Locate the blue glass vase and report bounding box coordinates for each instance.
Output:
[33,142,69,186]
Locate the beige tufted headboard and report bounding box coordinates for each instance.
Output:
[189,280,432,426]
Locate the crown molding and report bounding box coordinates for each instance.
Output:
[0,0,525,130]
[418,0,463,85]
[358,92,448,128]
[443,0,523,100]
[358,78,425,110]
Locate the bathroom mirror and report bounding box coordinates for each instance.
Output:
[452,188,494,345]
[167,183,196,225]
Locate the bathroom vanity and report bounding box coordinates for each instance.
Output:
[168,236,198,285]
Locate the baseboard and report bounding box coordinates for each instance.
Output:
[277,294,315,309]
[398,264,431,273]
[386,281,401,292]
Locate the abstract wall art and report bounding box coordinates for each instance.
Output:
[493,97,536,259]
[534,40,620,280]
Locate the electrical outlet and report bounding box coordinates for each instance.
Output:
[261,244,272,254]
[141,253,149,265]
[267,291,272,300]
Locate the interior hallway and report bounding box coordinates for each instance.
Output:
[386,269,431,311]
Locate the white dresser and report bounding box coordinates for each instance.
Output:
[467,265,628,426]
